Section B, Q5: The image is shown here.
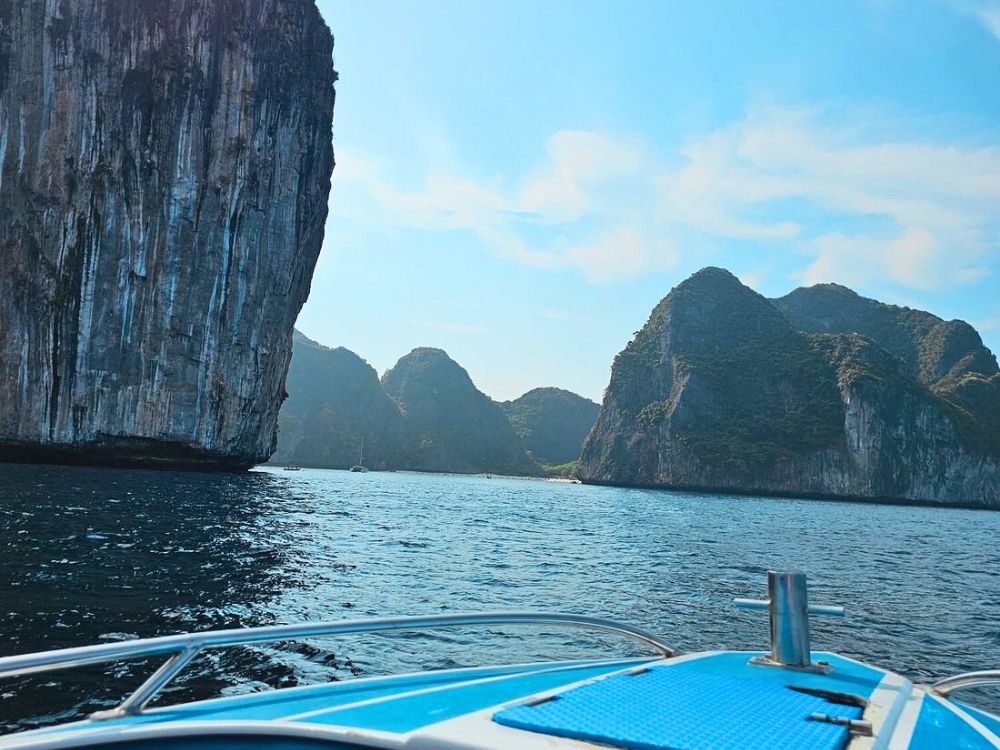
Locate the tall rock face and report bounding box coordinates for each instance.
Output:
[579,268,1000,505]
[382,348,538,475]
[773,284,1000,455]
[502,387,599,465]
[774,284,999,387]
[272,333,405,470]
[0,0,335,468]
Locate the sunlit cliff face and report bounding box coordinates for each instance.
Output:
[580,268,1000,505]
[0,0,335,469]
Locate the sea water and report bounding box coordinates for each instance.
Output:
[2,463,997,729]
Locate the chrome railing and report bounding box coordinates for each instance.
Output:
[932,670,1000,697]
[0,612,675,720]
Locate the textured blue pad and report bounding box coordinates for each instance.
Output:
[493,662,863,750]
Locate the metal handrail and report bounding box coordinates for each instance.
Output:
[0,611,674,719]
[932,670,1000,697]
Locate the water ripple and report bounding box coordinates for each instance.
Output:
[1,463,998,730]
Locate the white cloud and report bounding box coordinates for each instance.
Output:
[518,131,643,222]
[562,226,678,283]
[954,1,1000,39]
[331,108,998,291]
[799,228,988,289]
[738,269,767,289]
[661,128,803,240]
[330,131,676,283]
[980,8,1000,37]
[662,107,1000,289]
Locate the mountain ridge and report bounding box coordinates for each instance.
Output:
[275,337,596,475]
[579,267,999,505]
[271,332,405,470]
[382,348,537,475]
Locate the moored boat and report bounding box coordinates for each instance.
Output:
[0,572,996,749]
[350,438,369,472]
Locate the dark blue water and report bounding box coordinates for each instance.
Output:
[2,463,998,730]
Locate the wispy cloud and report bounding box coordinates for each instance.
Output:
[738,269,767,289]
[332,108,998,291]
[332,131,677,283]
[662,106,999,289]
[953,0,1000,39]
[517,131,643,222]
[978,7,1000,37]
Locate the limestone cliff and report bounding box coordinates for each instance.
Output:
[0,0,335,468]
[271,332,406,470]
[579,268,1000,506]
[773,284,1000,457]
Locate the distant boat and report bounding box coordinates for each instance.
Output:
[350,437,369,473]
[282,465,302,472]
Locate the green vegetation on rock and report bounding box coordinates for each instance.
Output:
[775,283,1000,454]
[275,338,557,476]
[501,387,599,465]
[580,267,1000,505]
[537,460,581,479]
[600,268,844,471]
[272,332,405,469]
[382,348,539,475]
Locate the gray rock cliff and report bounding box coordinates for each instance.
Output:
[579,268,1000,506]
[0,0,335,468]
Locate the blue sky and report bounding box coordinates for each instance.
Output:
[301,0,1000,402]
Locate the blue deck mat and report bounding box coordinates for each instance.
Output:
[493,661,864,750]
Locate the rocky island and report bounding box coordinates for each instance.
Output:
[272,335,600,475]
[382,348,538,475]
[579,268,1000,506]
[271,332,406,470]
[0,0,335,469]
[502,388,599,467]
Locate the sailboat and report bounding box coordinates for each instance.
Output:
[350,436,369,472]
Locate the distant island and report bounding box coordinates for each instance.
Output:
[275,268,999,506]
[502,388,600,469]
[271,333,600,476]
[580,268,999,506]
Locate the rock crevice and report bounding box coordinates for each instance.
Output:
[0,0,335,468]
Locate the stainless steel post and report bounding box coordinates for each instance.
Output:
[734,570,844,670]
[767,570,811,667]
